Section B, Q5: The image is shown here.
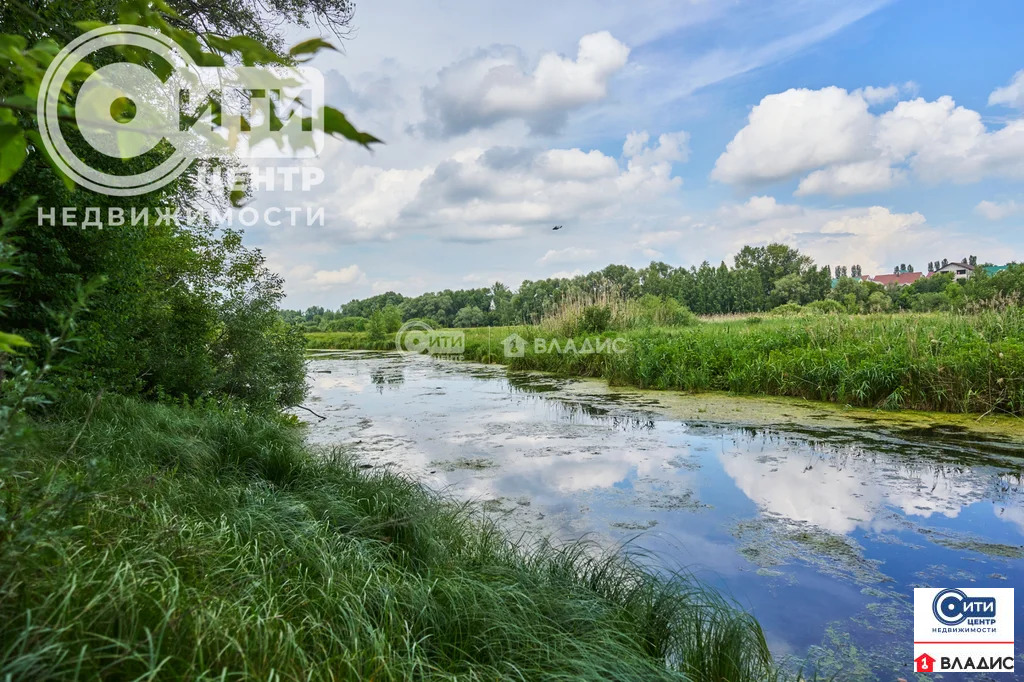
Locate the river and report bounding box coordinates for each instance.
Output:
[301,350,1024,680]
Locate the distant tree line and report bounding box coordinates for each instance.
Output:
[283,244,1024,331]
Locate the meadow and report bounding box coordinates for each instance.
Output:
[0,395,773,681]
[307,309,1024,415]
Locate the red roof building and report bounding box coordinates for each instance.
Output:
[870,271,923,286]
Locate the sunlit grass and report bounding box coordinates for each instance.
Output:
[0,395,773,680]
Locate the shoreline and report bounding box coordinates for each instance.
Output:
[307,347,1024,447]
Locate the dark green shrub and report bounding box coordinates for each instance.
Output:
[580,305,613,333]
[805,299,845,314]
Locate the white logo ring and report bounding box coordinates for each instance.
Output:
[37,25,199,196]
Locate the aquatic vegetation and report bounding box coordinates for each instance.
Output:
[925,535,1024,559]
[308,309,1024,415]
[732,518,888,586]
[430,456,501,471]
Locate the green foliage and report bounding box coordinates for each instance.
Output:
[298,251,1024,330]
[324,315,368,332]
[365,304,401,344]
[636,294,698,327]
[771,272,809,305]
[580,304,613,333]
[379,303,403,333]
[769,302,804,316]
[0,396,774,681]
[452,304,487,327]
[365,312,389,344]
[0,0,386,412]
[866,290,891,313]
[310,309,1024,416]
[911,292,950,312]
[805,299,845,314]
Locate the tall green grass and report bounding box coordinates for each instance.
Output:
[0,395,772,680]
[308,310,1024,414]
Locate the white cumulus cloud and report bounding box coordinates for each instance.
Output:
[307,131,686,245]
[989,70,1024,109]
[707,197,1002,277]
[711,86,876,184]
[795,160,906,196]
[713,84,1024,196]
[421,31,630,136]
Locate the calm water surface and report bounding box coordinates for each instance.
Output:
[301,351,1024,680]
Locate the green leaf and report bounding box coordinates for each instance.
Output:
[0,331,31,354]
[0,124,20,149]
[74,21,108,33]
[321,107,382,149]
[2,94,36,112]
[0,34,28,54]
[206,35,284,66]
[0,130,27,184]
[288,38,337,58]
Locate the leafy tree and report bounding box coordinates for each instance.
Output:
[0,0,379,410]
[453,305,486,327]
[770,273,809,306]
[379,304,403,333]
[867,291,891,313]
[734,243,814,303]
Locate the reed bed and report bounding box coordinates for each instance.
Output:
[309,309,1024,415]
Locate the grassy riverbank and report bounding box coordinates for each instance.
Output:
[307,309,1024,415]
[0,395,772,681]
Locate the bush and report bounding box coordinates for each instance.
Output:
[805,299,845,314]
[635,295,697,327]
[769,302,804,316]
[580,305,613,333]
[867,291,892,313]
[911,292,949,313]
[380,304,404,333]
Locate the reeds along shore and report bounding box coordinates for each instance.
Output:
[307,308,1024,415]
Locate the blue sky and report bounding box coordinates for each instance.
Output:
[246,0,1024,308]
